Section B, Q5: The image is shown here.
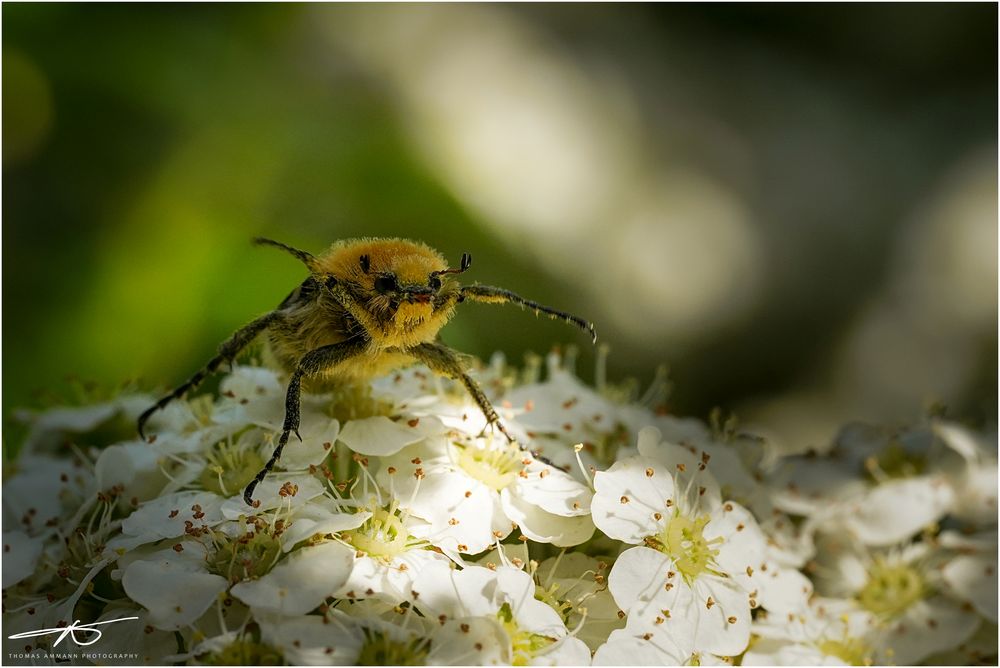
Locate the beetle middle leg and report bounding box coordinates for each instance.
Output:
[407,341,515,444]
[243,337,367,505]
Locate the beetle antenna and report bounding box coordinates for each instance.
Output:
[432,252,472,278]
[253,237,318,271]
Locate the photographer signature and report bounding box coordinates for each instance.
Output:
[7,616,139,647]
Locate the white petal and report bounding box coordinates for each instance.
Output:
[652,417,713,448]
[95,441,165,500]
[531,636,592,666]
[636,431,722,511]
[219,366,285,397]
[942,554,998,623]
[743,638,843,666]
[213,368,287,429]
[2,531,44,588]
[766,457,866,517]
[951,462,999,527]
[336,548,451,601]
[230,541,354,615]
[382,446,506,554]
[749,563,813,615]
[3,456,90,534]
[280,504,370,553]
[592,457,674,544]
[843,476,953,546]
[339,416,428,456]
[92,606,178,665]
[21,402,120,452]
[608,546,674,616]
[933,421,990,462]
[938,528,998,550]
[256,613,364,666]
[257,611,363,665]
[220,473,325,518]
[278,418,341,469]
[512,463,592,517]
[877,596,979,664]
[121,491,226,541]
[430,616,509,666]
[708,503,810,613]
[592,629,686,666]
[122,546,228,630]
[607,547,699,656]
[412,562,499,620]
[502,488,595,547]
[495,567,566,638]
[706,502,767,574]
[690,575,752,656]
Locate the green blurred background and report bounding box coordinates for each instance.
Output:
[4,4,997,451]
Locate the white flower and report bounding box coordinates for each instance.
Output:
[4,349,996,666]
[378,435,594,554]
[505,353,625,457]
[810,532,980,664]
[592,427,809,658]
[769,420,988,547]
[744,597,878,666]
[280,491,455,603]
[411,562,591,666]
[369,363,509,439]
[335,505,453,601]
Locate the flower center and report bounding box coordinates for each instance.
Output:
[497,602,556,666]
[457,443,523,491]
[650,513,723,581]
[203,639,282,665]
[344,507,410,560]
[816,636,872,666]
[534,582,573,620]
[199,437,265,498]
[356,630,429,666]
[208,530,282,584]
[856,559,928,618]
[327,384,394,423]
[864,441,926,481]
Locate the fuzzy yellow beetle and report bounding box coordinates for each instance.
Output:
[138,237,596,505]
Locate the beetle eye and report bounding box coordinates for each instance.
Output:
[374,275,398,293]
[429,275,442,290]
[325,276,337,290]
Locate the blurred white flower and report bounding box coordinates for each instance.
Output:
[810,533,980,664]
[744,597,879,666]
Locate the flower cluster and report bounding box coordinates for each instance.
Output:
[3,351,996,665]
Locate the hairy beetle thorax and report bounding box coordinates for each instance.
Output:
[318,238,456,350]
